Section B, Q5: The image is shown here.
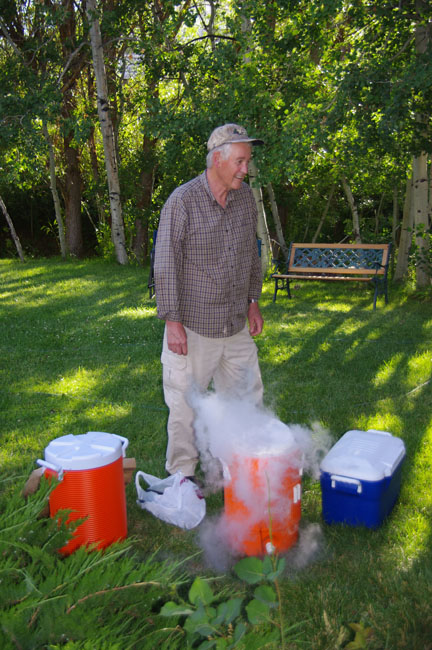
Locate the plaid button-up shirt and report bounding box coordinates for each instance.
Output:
[154,171,262,338]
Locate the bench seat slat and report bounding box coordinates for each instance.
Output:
[272,274,374,282]
[281,267,385,276]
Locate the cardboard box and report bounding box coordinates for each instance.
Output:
[320,430,405,528]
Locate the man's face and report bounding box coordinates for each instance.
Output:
[215,142,252,191]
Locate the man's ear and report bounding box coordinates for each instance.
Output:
[213,150,221,167]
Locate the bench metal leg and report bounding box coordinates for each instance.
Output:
[273,279,278,303]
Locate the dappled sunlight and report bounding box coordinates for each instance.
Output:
[373,353,404,387]
[30,367,105,397]
[115,305,157,320]
[83,401,131,421]
[406,351,432,388]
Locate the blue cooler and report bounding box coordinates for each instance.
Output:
[320,429,406,528]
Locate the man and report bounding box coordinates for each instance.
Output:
[154,123,265,482]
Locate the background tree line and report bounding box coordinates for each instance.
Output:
[0,0,431,286]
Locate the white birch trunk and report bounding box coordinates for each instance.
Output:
[43,121,68,258]
[341,177,362,243]
[267,182,288,259]
[248,160,271,275]
[394,173,414,282]
[86,0,128,265]
[240,9,270,274]
[0,194,25,261]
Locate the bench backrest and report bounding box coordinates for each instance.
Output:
[287,243,391,276]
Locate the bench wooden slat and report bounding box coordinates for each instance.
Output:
[272,274,374,282]
[281,267,385,276]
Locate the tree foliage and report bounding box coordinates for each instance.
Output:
[0,0,431,280]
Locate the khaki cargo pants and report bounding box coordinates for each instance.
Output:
[161,324,264,476]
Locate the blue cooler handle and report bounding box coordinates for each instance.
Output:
[36,459,64,481]
[330,474,362,494]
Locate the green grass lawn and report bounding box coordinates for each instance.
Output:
[1,258,431,649]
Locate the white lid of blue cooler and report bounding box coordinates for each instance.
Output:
[320,429,406,481]
[44,431,125,471]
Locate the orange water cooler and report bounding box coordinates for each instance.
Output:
[38,431,128,555]
[223,446,302,556]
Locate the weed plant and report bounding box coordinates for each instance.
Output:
[0,258,431,648]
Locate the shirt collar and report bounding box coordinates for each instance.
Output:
[202,170,234,206]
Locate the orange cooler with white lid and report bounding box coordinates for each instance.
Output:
[223,439,302,556]
[38,431,128,555]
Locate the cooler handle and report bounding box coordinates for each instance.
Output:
[217,458,231,483]
[293,483,301,503]
[366,429,391,437]
[36,459,64,481]
[330,474,362,494]
[111,434,129,456]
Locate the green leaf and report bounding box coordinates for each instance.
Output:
[263,556,286,581]
[245,598,271,625]
[197,640,217,650]
[253,585,277,607]
[234,557,264,584]
[213,597,243,625]
[160,601,194,617]
[194,622,217,637]
[232,621,247,645]
[189,577,215,606]
[184,604,212,636]
[262,555,273,575]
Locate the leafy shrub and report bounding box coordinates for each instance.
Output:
[0,477,186,650]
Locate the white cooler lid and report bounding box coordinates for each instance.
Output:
[44,431,125,471]
[320,429,406,481]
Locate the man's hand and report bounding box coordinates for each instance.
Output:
[247,302,264,337]
[166,320,188,355]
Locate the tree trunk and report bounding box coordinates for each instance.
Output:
[248,160,271,275]
[392,185,399,249]
[133,134,157,263]
[43,121,68,258]
[313,185,335,243]
[413,152,430,288]
[0,194,25,261]
[266,183,288,259]
[86,0,128,265]
[63,137,84,257]
[87,70,108,226]
[375,191,385,236]
[341,177,362,243]
[413,0,430,288]
[394,173,414,282]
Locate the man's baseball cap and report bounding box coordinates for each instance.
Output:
[207,123,264,152]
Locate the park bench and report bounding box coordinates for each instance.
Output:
[271,242,392,310]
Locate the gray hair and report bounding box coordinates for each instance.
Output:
[206,143,233,169]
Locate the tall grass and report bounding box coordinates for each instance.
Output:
[1,258,431,648]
